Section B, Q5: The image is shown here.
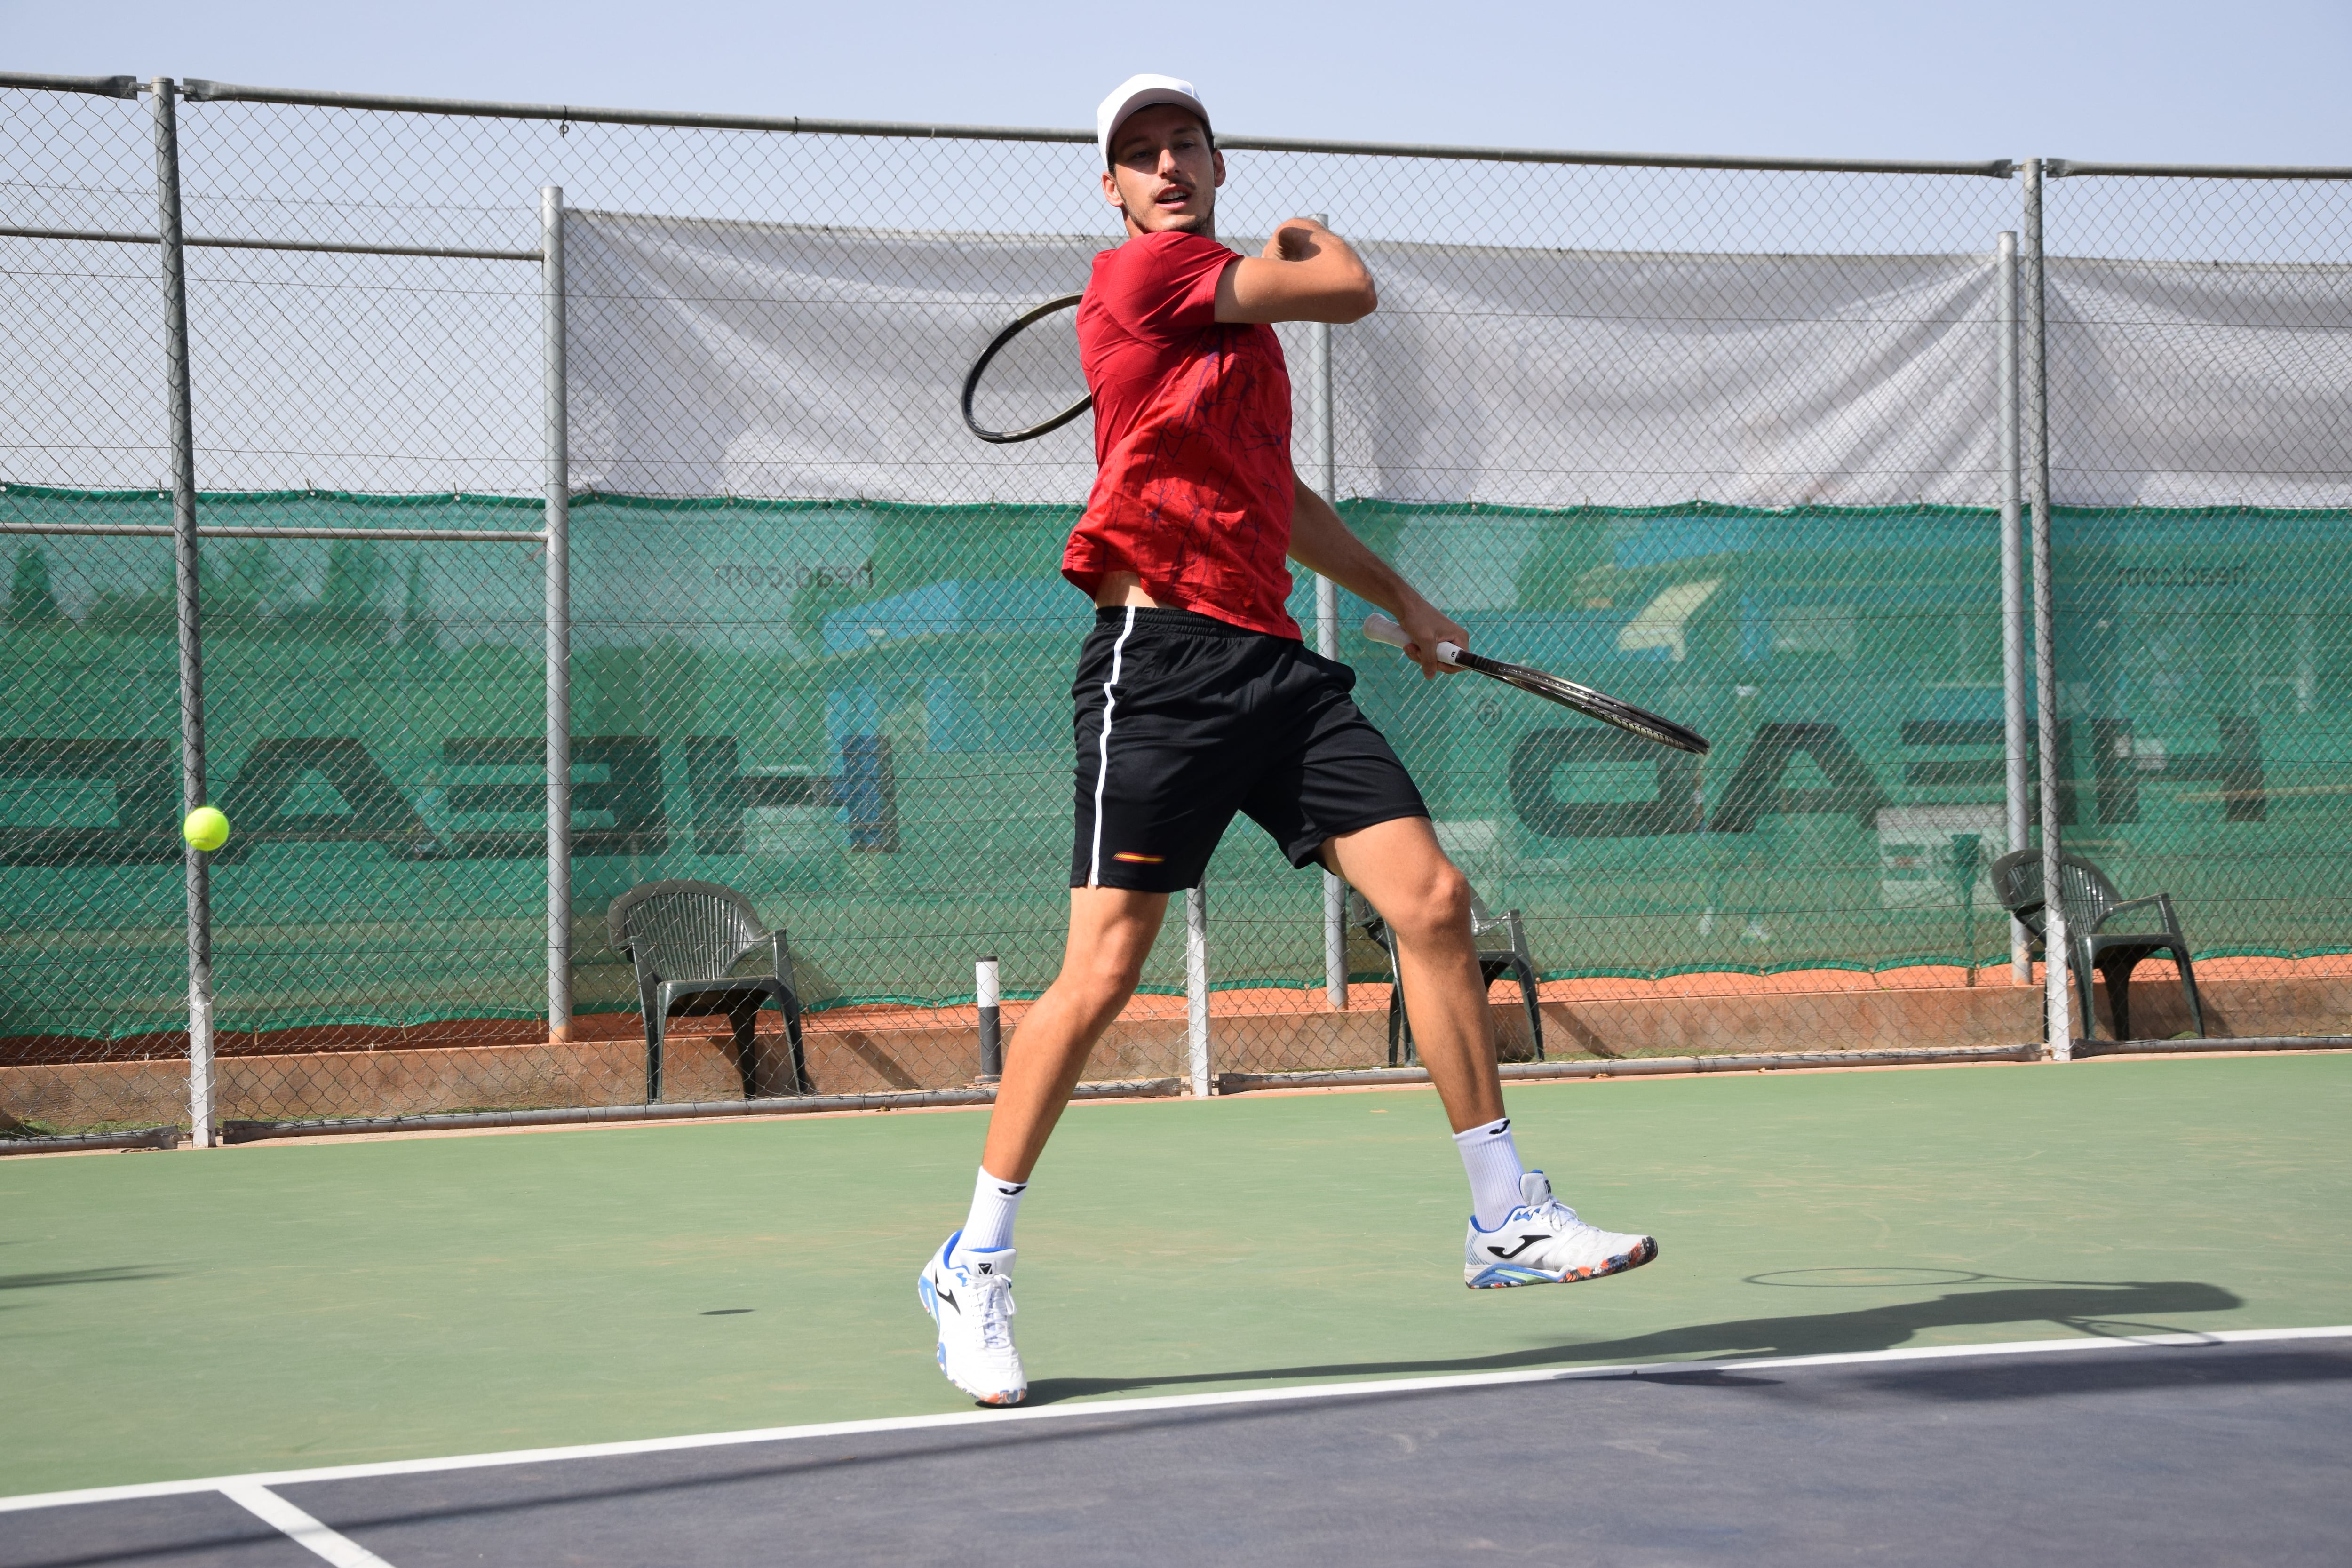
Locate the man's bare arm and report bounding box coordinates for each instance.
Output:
[1285,469,1465,677]
[1216,218,1376,325]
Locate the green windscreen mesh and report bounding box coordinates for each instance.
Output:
[7,485,2347,1069]
[5,88,2346,1135]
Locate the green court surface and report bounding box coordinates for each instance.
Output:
[5,1054,2348,1497]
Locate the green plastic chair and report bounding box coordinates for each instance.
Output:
[1991,849,2207,1042]
[1350,888,1545,1067]
[607,879,809,1102]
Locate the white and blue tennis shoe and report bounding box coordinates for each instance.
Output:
[918,1230,1025,1406]
[1464,1171,1658,1289]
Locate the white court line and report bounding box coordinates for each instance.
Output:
[6,1324,2348,1517]
[222,1482,398,1568]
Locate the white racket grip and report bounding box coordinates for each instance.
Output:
[1360,613,1462,666]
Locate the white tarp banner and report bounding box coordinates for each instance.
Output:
[567,208,2352,511]
[2043,257,2352,509]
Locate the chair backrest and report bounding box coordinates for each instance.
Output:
[1986,850,2123,938]
[1988,849,2043,929]
[2053,855,2124,933]
[607,880,769,984]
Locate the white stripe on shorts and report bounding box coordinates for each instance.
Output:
[1086,605,1140,887]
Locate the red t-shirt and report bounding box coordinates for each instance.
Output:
[1063,230,1299,639]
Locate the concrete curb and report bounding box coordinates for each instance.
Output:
[215,1076,1183,1144]
[1216,1043,2042,1093]
[2071,1035,2352,1058]
[0,1124,182,1156]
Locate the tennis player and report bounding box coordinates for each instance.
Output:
[919,73,1658,1406]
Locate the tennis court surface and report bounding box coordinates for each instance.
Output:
[6,1052,2349,1564]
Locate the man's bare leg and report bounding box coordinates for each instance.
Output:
[1323,816,1502,1132]
[921,886,1168,1406]
[1327,815,1659,1288]
[981,886,1169,1182]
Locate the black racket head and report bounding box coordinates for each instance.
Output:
[1454,648,1712,756]
[961,292,1092,444]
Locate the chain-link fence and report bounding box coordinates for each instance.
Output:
[2034,162,2352,1054]
[5,73,2347,1145]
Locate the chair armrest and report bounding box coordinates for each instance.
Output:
[615,937,662,1005]
[611,932,655,979]
[721,931,791,982]
[2092,894,2170,933]
[2155,892,2186,938]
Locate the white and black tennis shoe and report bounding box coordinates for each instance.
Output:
[918,1231,1025,1406]
[1464,1171,1658,1289]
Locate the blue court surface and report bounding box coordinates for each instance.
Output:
[6,1329,2349,1566]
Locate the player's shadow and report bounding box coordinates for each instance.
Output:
[1021,1278,2243,1404]
[0,1265,174,1313]
[0,1266,171,1291]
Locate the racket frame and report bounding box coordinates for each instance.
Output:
[961,292,1092,445]
[1362,613,1710,756]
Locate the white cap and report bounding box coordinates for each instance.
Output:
[1096,73,1212,167]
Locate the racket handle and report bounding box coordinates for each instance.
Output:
[1360,613,1462,666]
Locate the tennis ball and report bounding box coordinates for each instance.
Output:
[182,805,230,852]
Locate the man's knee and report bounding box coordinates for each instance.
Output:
[1386,860,1473,946]
[1061,945,1147,1007]
[1058,899,1163,1011]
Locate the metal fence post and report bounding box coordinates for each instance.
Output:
[1997,229,2030,984]
[151,76,214,1146]
[1187,882,1210,1096]
[542,186,572,1046]
[975,955,1002,1082]
[2022,159,2070,1060]
[1308,215,1348,1011]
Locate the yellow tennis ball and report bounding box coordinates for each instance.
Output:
[182,805,230,852]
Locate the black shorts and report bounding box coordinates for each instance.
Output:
[1070,606,1428,893]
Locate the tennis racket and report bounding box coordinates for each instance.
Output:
[961,293,1091,444]
[1363,613,1711,756]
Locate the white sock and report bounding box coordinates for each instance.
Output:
[955,1166,1026,1256]
[1454,1116,1527,1231]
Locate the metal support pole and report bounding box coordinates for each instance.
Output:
[1309,214,1348,1011]
[975,955,1002,1083]
[542,186,572,1046]
[152,77,213,1147]
[2023,160,2070,1059]
[1186,883,1210,1097]
[1997,230,2030,984]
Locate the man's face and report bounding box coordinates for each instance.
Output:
[1101,103,1224,238]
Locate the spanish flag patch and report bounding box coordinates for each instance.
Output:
[1112,852,1166,864]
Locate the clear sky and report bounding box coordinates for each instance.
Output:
[8,0,2348,165]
